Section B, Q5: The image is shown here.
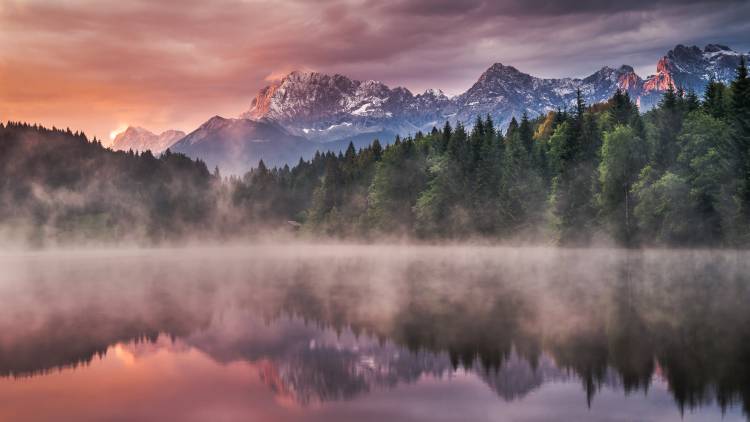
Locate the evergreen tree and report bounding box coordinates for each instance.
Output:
[473,120,502,233]
[608,89,637,126]
[677,111,734,243]
[308,157,344,228]
[469,115,486,169]
[519,112,534,157]
[652,85,684,172]
[506,117,519,139]
[498,123,545,236]
[484,115,496,141]
[371,139,383,161]
[684,90,700,113]
[575,89,585,123]
[414,154,466,237]
[438,121,452,152]
[731,57,750,219]
[702,79,728,119]
[550,90,599,245]
[448,122,469,169]
[598,126,649,244]
[633,167,692,244]
[368,139,427,232]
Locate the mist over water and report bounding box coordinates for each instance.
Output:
[0,244,748,421]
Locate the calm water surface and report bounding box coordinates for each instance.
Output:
[0,245,748,421]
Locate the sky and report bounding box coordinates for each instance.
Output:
[1,0,749,142]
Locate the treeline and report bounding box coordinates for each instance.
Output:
[1,60,749,246]
[239,59,750,246]
[0,123,219,244]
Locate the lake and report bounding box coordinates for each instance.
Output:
[0,245,748,421]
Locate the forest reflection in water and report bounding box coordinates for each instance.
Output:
[0,245,748,421]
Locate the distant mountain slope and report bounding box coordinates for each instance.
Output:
[110,126,185,153]
[242,44,748,142]
[170,116,318,175]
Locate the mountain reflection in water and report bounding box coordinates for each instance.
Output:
[0,245,748,421]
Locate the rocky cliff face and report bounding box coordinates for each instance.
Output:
[640,44,747,108]
[648,44,744,91]
[242,44,747,141]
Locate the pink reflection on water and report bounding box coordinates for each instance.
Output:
[0,336,300,422]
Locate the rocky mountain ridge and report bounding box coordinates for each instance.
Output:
[242,44,748,143]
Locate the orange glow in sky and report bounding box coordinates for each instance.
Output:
[109,124,129,142]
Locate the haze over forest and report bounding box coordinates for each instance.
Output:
[2,66,750,247]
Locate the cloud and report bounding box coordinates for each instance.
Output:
[0,0,748,140]
[377,0,746,16]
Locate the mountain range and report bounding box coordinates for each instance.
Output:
[112,44,748,174]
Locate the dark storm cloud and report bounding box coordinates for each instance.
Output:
[0,0,748,140]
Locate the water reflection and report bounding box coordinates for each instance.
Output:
[0,246,748,421]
